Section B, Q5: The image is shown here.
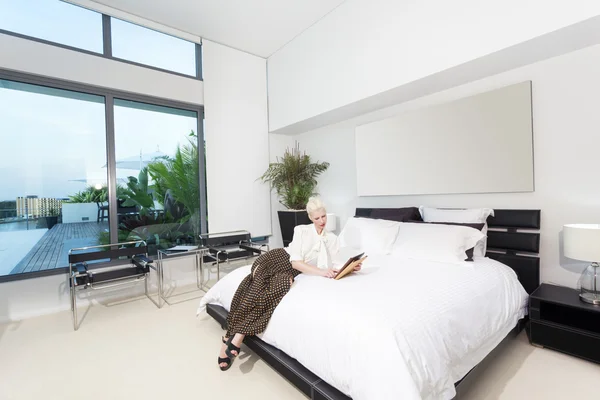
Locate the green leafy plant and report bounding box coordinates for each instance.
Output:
[96,130,203,250]
[67,186,106,203]
[259,142,329,210]
[97,211,195,251]
[148,133,200,234]
[67,185,127,203]
[120,168,155,216]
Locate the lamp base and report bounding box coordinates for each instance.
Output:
[579,292,600,305]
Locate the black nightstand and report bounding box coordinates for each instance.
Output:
[529,283,600,364]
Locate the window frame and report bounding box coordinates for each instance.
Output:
[0,13,202,81]
[0,67,207,283]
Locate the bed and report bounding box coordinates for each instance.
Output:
[198,208,541,400]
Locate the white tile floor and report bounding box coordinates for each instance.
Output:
[0,295,599,400]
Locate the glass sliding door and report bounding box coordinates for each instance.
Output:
[113,99,199,254]
[0,79,107,276]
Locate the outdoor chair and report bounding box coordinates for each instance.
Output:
[95,200,139,224]
[96,202,109,223]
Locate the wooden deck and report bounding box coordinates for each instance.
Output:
[11,222,108,274]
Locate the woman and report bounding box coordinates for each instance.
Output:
[217,197,361,371]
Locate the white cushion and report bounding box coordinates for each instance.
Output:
[338,217,401,255]
[392,222,486,264]
[418,207,494,257]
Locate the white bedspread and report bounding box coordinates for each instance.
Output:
[197,255,528,400]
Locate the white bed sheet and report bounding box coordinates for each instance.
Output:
[197,254,528,400]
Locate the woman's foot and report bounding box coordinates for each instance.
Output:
[231,333,245,355]
[225,334,244,358]
[218,339,232,371]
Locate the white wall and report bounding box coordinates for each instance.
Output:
[0,33,203,105]
[202,39,271,237]
[267,0,600,133]
[269,43,600,289]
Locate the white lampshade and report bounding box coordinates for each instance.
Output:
[563,224,600,262]
[326,213,336,231]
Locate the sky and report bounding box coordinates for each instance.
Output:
[0,0,198,201]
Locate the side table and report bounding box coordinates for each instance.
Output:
[157,246,209,307]
[529,283,600,364]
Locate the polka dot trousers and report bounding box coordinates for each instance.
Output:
[225,248,300,338]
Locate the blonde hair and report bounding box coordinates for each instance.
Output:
[306,196,326,217]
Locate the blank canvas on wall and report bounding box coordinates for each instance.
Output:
[355,81,534,196]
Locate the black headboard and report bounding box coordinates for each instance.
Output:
[355,208,541,294]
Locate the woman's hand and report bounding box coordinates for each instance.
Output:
[354,263,362,272]
[321,268,338,279]
[292,261,337,277]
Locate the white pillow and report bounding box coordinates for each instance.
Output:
[338,217,401,255]
[392,222,485,264]
[418,207,494,257]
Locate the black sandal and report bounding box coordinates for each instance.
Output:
[218,337,232,371]
[218,356,232,371]
[225,336,241,359]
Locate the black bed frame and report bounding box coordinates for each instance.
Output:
[206,208,541,400]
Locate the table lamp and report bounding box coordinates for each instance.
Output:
[563,224,600,305]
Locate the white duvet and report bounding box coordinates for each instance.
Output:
[197,254,528,400]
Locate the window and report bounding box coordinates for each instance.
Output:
[113,99,200,251]
[111,18,197,77]
[0,71,206,281]
[0,79,108,277]
[0,0,103,53]
[0,0,201,79]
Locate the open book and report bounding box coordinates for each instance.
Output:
[334,252,368,280]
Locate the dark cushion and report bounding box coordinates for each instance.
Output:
[407,220,485,261]
[368,207,422,222]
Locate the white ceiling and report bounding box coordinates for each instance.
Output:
[90,0,346,57]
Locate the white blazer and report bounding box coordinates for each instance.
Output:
[285,224,340,269]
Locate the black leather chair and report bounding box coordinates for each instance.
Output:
[199,230,269,281]
[68,240,159,330]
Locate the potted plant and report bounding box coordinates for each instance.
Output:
[259,142,329,246]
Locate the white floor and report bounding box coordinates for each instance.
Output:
[1,294,599,400]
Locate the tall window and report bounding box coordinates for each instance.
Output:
[0,79,107,277]
[0,0,103,52]
[0,75,205,280]
[113,100,200,252]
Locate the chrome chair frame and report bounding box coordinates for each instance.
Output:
[200,230,270,281]
[68,240,160,331]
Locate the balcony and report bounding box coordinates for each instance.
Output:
[8,221,108,274]
[0,191,199,278]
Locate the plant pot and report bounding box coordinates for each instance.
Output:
[62,203,97,223]
[45,216,58,230]
[278,210,311,247]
